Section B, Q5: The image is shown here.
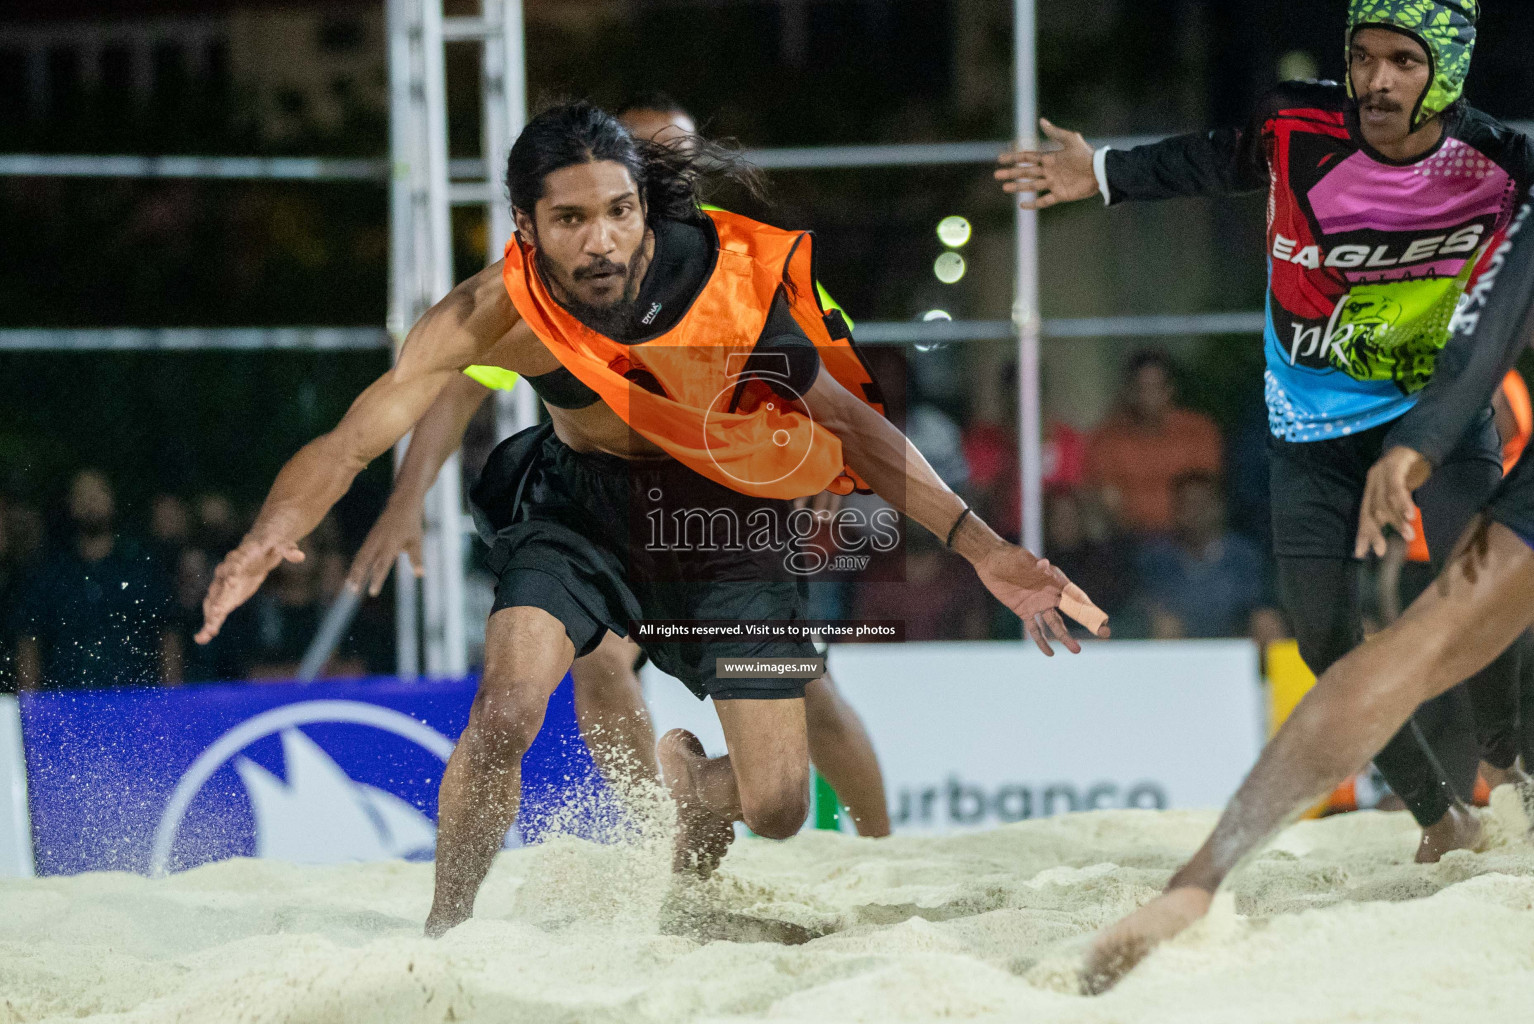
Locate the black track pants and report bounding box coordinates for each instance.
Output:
[1270,414,1516,827]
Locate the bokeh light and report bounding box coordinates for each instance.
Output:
[936,215,971,248]
[933,251,966,284]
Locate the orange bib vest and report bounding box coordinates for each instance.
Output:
[501,208,886,500]
[1405,370,1532,563]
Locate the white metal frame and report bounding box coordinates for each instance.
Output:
[1012,0,1042,553]
[384,0,539,678]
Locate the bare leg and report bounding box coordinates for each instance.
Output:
[426,606,574,937]
[570,633,658,791]
[803,674,891,837]
[1086,522,1534,992]
[659,697,810,874]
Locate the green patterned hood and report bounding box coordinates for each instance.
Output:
[1347,0,1478,130]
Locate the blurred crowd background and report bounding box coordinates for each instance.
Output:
[3,0,1533,690]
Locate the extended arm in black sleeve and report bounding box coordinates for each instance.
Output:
[1102,85,1295,204]
[1104,127,1268,204]
[1385,201,1534,466]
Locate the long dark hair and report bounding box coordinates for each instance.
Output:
[504,100,765,227]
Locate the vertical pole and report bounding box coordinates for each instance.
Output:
[481,0,512,257]
[1013,0,1043,556]
[386,0,420,680]
[489,0,538,442]
[420,0,468,677]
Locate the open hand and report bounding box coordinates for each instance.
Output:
[348,498,426,597]
[196,536,305,643]
[1355,446,1431,558]
[974,546,1101,656]
[995,118,1100,210]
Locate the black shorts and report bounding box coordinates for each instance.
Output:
[470,423,817,701]
[1488,451,1534,551]
[1269,412,1502,562]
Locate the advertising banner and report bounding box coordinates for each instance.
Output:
[643,640,1264,834]
[15,640,1264,874]
[17,675,605,876]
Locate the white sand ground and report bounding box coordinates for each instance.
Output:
[3,790,1533,1024]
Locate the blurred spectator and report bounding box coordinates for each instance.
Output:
[853,527,989,642]
[3,495,46,571]
[176,545,254,683]
[147,493,192,565]
[12,469,182,690]
[1086,350,1222,534]
[963,419,1085,543]
[245,537,323,679]
[245,519,362,680]
[1042,421,1089,495]
[1136,472,1283,643]
[1044,491,1144,637]
[149,490,250,683]
[0,494,46,693]
[194,492,243,554]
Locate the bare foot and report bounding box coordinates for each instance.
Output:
[1415,803,1482,864]
[658,728,735,876]
[1082,886,1213,995]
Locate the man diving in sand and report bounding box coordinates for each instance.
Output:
[197,100,1109,936]
[345,92,894,839]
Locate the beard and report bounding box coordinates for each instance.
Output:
[535,241,648,339]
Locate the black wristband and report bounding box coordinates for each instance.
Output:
[945,507,974,549]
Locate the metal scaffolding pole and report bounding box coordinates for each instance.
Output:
[419,0,469,678]
[1013,0,1043,556]
[382,0,534,677]
[470,0,538,443]
[386,0,421,680]
[386,0,468,678]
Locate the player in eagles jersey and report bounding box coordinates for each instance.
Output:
[997,0,1534,860]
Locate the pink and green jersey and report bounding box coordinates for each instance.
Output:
[1102,81,1532,442]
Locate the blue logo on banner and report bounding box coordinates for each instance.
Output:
[19,675,607,875]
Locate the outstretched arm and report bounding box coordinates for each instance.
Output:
[996,114,1266,209]
[803,368,1109,655]
[347,371,495,596]
[198,262,518,642]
